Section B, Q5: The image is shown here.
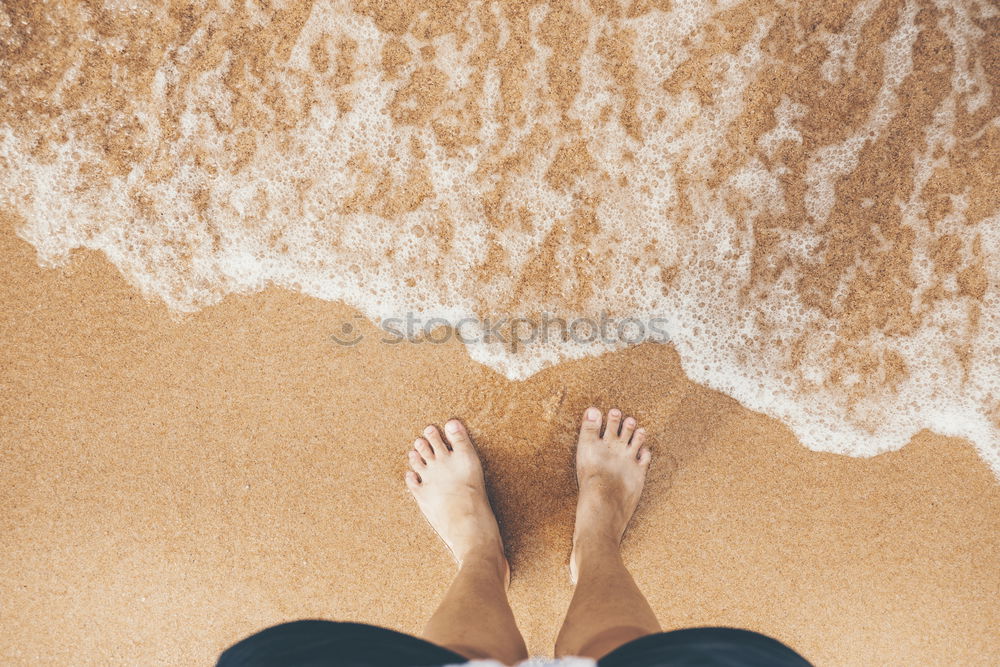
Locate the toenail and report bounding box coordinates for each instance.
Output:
[586,407,600,421]
[610,409,621,417]
[445,420,461,433]
[625,418,635,426]
[424,425,436,434]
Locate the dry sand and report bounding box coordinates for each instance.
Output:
[2,226,998,666]
[2,0,999,664]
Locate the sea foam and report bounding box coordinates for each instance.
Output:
[2,0,998,474]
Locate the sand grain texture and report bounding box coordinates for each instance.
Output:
[2,1,999,661]
[2,230,998,666]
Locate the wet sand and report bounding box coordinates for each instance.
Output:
[5,0,999,465]
[2,227,998,665]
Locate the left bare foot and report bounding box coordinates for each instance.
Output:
[405,420,508,584]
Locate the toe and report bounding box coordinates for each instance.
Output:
[621,417,636,444]
[604,408,622,439]
[405,470,421,489]
[408,449,426,469]
[424,425,449,454]
[620,416,637,443]
[637,446,652,465]
[630,427,647,449]
[444,419,471,452]
[579,407,602,440]
[415,437,435,461]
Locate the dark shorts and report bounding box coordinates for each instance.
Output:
[217,620,812,666]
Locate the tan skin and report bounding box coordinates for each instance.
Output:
[405,407,658,664]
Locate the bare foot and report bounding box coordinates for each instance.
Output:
[570,407,651,583]
[406,419,509,585]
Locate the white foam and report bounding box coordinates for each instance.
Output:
[3,0,998,476]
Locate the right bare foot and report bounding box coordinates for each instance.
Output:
[405,419,509,585]
[570,407,651,583]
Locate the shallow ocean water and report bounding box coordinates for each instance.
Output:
[2,0,998,473]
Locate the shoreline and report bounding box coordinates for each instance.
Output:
[2,228,997,665]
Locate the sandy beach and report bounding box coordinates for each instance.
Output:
[3,0,999,663]
[2,228,998,665]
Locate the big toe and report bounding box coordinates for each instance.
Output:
[444,419,472,452]
[579,407,602,441]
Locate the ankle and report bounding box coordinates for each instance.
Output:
[571,527,621,573]
[573,525,620,552]
[458,540,508,583]
[573,492,628,545]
